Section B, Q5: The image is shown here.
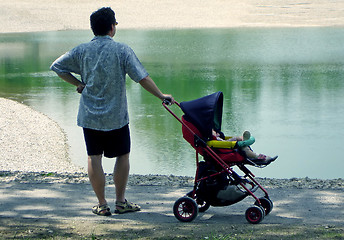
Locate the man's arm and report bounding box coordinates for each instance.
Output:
[57,73,85,93]
[139,76,174,103]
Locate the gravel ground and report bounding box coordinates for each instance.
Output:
[0,171,343,190]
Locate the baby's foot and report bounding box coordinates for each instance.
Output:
[253,154,278,165]
[243,131,251,141]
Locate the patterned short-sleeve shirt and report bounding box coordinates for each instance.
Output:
[50,35,148,131]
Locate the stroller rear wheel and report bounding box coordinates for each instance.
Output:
[173,197,199,222]
[245,205,265,224]
[255,197,273,215]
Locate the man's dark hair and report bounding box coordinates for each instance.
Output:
[90,7,116,36]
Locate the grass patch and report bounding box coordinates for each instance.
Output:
[1,218,343,240]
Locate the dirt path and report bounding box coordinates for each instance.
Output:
[1,182,343,239]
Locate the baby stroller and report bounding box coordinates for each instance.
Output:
[163,92,274,224]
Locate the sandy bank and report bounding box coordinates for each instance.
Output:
[0,98,83,173]
[0,0,344,34]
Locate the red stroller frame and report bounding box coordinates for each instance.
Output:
[163,96,273,224]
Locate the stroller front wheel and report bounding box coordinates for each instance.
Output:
[245,205,265,224]
[173,197,199,222]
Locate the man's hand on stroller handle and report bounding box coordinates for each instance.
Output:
[162,95,175,105]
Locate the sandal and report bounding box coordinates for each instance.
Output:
[92,204,111,216]
[114,199,141,214]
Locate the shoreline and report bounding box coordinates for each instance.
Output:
[1,170,343,190]
[2,25,344,36]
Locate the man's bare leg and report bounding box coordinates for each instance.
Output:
[88,154,107,206]
[113,153,130,203]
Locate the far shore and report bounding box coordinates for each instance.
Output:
[1,0,344,34]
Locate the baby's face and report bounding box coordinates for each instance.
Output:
[212,129,220,137]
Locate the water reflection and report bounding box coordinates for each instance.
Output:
[0,28,344,179]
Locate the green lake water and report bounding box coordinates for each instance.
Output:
[1,28,343,179]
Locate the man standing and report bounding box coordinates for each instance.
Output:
[50,7,174,216]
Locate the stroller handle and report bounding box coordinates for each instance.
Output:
[163,99,172,105]
[162,97,178,106]
[162,99,180,107]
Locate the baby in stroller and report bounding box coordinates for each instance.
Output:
[212,129,278,166]
[178,91,278,167]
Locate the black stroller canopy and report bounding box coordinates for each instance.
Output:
[180,91,223,140]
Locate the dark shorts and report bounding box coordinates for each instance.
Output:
[83,125,130,158]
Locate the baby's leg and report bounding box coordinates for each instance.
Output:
[241,146,258,159]
[228,130,249,141]
[227,136,243,141]
[241,147,277,163]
